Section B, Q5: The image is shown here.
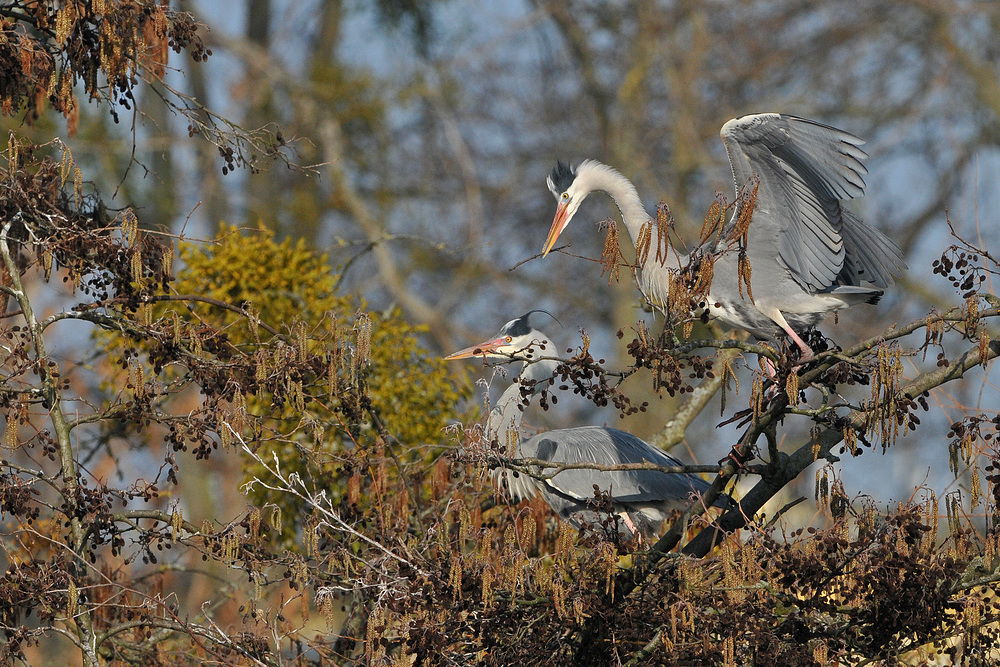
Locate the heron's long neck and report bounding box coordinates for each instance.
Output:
[585,164,684,269]
[587,166,653,245]
[487,357,558,448]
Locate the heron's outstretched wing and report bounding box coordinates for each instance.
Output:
[721,113,869,293]
[519,426,712,506]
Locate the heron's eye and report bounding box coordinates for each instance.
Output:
[504,336,512,343]
[561,192,569,200]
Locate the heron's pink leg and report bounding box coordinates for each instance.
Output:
[782,325,814,360]
[620,512,640,538]
[765,307,814,360]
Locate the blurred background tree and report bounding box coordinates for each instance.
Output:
[4,0,1000,664]
[101,0,1000,499]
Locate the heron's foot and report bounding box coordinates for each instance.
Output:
[789,349,815,378]
[786,330,814,361]
[784,337,814,377]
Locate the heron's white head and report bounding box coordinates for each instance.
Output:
[444,310,556,363]
[543,159,630,257]
[543,160,588,257]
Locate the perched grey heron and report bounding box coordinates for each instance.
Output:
[543,113,906,359]
[446,310,725,539]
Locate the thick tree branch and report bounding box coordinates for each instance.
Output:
[682,337,1000,558]
[0,222,99,666]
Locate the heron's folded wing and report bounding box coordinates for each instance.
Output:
[521,426,711,506]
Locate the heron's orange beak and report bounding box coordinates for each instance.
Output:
[542,201,571,257]
[443,338,505,361]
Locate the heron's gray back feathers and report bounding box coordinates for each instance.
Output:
[497,425,723,538]
[522,426,710,503]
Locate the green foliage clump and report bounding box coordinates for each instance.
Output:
[174,224,465,447]
[177,224,347,338]
[173,226,465,538]
[95,224,467,544]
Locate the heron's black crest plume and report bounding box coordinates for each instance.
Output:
[502,309,561,337]
[548,160,576,195]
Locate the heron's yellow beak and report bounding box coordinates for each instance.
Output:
[542,201,571,257]
[443,338,505,361]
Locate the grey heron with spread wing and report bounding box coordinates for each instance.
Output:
[543,113,906,359]
[446,310,725,539]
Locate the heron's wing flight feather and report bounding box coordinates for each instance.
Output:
[519,426,711,505]
[837,210,907,289]
[721,113,869,292]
